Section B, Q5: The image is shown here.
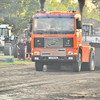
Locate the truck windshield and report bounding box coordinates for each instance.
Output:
[33,18,75,34]
[0,28,8,37]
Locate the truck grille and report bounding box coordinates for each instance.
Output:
[41,49,66,56]
[44,38,63,47]
[34,38,73,48]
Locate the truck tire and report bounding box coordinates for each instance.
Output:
[73,53,81,72]
[4,43,13,55]
[13,44,17,58]
[35,62,43,71]
[81,50,95,71]
[81,63,87,71]
[4,46,9,55]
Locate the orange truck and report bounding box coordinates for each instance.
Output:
[30,11,95,72]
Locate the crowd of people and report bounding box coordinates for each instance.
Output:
[17,38,31,61]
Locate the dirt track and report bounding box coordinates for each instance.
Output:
[0,63,100,100]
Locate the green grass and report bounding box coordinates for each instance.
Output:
[0,59,34,65]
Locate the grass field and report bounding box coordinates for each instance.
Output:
[0,53,34,65]
[0,59,34,65]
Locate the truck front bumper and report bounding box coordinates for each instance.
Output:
[32,56,77,62]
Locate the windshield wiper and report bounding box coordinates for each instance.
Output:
[61,31,74,34]
[34,30,46,34]
[50,31,57,34]
[34,30,74,34]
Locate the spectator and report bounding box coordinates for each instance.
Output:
[22,35,26,43]
[26,38,31,60]
[17,39,26,60]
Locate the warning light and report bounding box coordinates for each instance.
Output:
[92,22,94,25]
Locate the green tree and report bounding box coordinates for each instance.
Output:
[0,0,39,34]
[46,0,68,11]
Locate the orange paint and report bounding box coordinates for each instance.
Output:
[31,11,95,63]
[42,50,56,52]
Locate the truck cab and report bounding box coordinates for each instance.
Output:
[30,11,95,72]
[0,24,12,51]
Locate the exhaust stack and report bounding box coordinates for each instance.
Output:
[39,0,46,11]
[78,0,85,18]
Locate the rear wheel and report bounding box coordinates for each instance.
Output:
[81,63,87,71]
[81,50,95,71]
[4,46,9,55]
[4,43,13,55]
[35,62,43,71]
[73,53,81,72]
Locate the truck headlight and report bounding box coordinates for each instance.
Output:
[34,51,40,55]
[68,51,73,55]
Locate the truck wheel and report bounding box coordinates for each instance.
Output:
[82,50,95,71]
[73,53,81,72]
[4,46,9,55]
[4,43,13,56]
[35,62,43,71]
[81,63,87,71]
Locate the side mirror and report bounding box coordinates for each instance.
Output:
[79,21,82,29]
[10,35,15,41]
[28,31,31,37]
[29,24,32,32]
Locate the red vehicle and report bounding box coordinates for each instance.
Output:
[30,11,95,72]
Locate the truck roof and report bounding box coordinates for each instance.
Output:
[0,24,9,28]
[32,11,81,18]
[0,24,12,29]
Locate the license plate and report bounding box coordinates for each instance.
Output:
[48,57,58,59]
